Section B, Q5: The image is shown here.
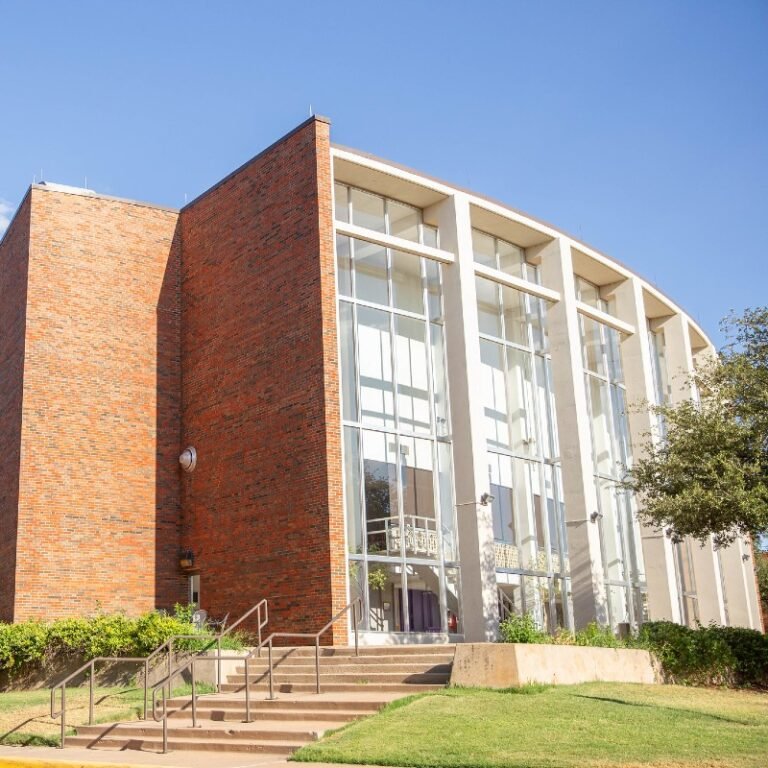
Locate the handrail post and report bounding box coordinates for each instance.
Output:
[267,638,276,700]
[191,659,198,728]
[315,637,321,694]
[167,637,173,699]
[143,660,148,720]
[244,656,252,722]
[354,601,359,657]
[60,685,66,749]
[217,636,222,693]
[88,659,95,724]
[162,688,168,754]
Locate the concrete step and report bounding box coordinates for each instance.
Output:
[227,671,449,685]
[66,734,301,754]
[236,662,453,674]
[262,645,456,659]
[74,723,319,743]
[168,707,365,723]
[219,681,446,694]
[249,651,455,662]
[165,695,386,712]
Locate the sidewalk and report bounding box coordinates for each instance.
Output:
[0,745,377,768]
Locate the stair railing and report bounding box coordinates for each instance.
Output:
[149,597,363,754]
[50,598,267,749]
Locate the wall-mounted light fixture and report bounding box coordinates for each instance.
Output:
[456,493,496,509]
[590,511,603,523]
[179,446,197,473]
[179,549,195,569]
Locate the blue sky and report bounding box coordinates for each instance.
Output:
[1,1,766,344]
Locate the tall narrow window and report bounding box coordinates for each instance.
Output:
[474,248,570,632]
[578,276,647,631]
[335,185,458,636]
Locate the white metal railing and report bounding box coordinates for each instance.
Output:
[366,515,440,557]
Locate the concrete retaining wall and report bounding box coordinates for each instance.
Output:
[450,643,659,688]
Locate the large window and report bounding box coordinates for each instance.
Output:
[648,323,701,626]
[475,234,570,634]
[577,277,647,630]
[335,184,459,635]
[648,325,669,440]
[472,230,541,283]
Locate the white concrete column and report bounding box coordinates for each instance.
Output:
[536,238,606,628]
[610,279,680,623]
[661,313,727,625]
[719,538,760,629]
[433,192,498,641]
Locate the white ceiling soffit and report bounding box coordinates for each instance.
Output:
[571,245,629,286]
[333,156,447,210]
[642,286,676,320]
[470,203,554,249]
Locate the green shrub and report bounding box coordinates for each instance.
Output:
[499,615,766,689]
[573,622,622,648]
[498,614,551,644]
[0,604,246,678]
[639,621,737,685]
[0,621,48,670]
[131,611,196,656]
[47,618,91,658]
[708,625,768,687]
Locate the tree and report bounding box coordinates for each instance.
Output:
[627,307,768,548]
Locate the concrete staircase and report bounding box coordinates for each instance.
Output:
[67,644,455,755]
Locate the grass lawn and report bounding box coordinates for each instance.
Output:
[0,682,211,747]
[292,683,768,768]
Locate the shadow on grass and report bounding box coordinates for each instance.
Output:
[0,686,146,747]
[570,694,754,726]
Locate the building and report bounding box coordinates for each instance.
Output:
[0,116,762,642]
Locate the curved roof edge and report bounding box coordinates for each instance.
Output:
[331,142,714,351]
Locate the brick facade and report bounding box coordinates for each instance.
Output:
[179,117,347,642]
[0,188,185,620]
[0,193,32,621]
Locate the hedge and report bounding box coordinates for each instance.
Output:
[498,614,768,688]
[0,605,246,676]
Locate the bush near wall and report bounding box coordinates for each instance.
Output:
[498,615,768,688]
[0,605,246,680]
[639,621,768,688]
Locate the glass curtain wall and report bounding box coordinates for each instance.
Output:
[577,277,647,631]
[335,183,460,635]
[474,230,571,633]
[648,324,700,625]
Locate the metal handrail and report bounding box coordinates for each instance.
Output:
[50,656,151,751]
[149,598,363,754]
[259,596,363,698]
[145,598,268,698]
[50,598,268,749]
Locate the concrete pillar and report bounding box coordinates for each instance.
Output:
[433,192,498,641]
[536,238,606,628]
[719,538,760,629]
[610,279,680,623]
[661,313,727,625]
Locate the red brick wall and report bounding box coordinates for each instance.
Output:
[180,116,347,643]
[11,188,185,620]
[0,195,32,621]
